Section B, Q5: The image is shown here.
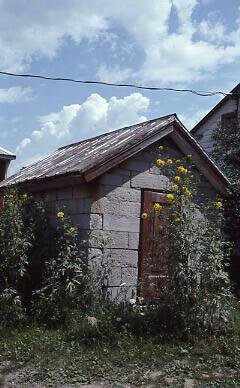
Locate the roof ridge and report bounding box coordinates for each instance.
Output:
[58,113,176,151]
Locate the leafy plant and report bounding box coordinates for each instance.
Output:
[33,211,91,325]
[142,148,233,340]
[0,188,33,326]
[212,118,240,291]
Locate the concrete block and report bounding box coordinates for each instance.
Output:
[91,198,140,217]
[57,187,73,200]
[122,159,150,172]
[103,214,139,233]
[70,198,92,214]
[52,199,92,215]
[91,197,117,214]
[106,267,122,286]
[49,200,70,215]
[89,230,129,249]
[131,171,169,190]
[78,229,90,243]
[70,213,103,230]
[140,151,157,163]
[73,185,91,199]
[113,168,131,177]
[99,173,130,187]
[99,186,141,203]
[149,165,162,175]
[44,190,57,201]
[118,202,141,217]
[107,249,138,268]
[88,248,104,274]
[121,267,138,285]
[128,232,139,249]
[90,214,103,230]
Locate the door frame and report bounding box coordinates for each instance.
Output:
[138,189,169,296]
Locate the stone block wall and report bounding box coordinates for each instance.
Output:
[41,137,217,300]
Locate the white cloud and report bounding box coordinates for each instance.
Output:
[13,92,149,171]
[97,64,132,83]
[179,108,209,129]
[0,1,108,72]
[0,86,32,103]
[1,1,240,84]
[199,20,226,44]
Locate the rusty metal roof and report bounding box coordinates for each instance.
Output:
[0,113,230,195]
[0,114,176,187]
[0,146,16,159]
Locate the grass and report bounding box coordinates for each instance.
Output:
[0,325,240,387]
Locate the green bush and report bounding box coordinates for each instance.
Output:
[0,188,33,327]
[144,149,234,341]
[33,212,92,325]
[0,188,92,328]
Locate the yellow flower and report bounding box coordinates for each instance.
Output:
[176,159,181,163]
[183,187,191,198]
[141,212,148,219]
[175,217,181,223]
[215,201,223,209]
[156,159,165,167]
[69,226,77,233]
[171,184,178,192]
[167,193,174,201]
[57,211,65,218]
[153,203,163,211]
[174,175,181,183]
[167,159,173,165]
[158,145,164,150]
[187,154,192,159]
[178,166,188,174]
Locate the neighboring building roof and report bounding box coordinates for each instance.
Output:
[0,114,230,195]
[0,146,16,160]
[192,83,240,134]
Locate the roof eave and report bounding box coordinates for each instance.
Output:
[0,154,16,160]
[0,172,84,193]
[173,119,230,195]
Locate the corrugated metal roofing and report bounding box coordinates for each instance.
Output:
[0,146,15,158]
[0,114,176,187]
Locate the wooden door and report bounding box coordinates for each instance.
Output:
[139,190,170,302]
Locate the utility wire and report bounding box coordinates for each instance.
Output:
[0,70,232,97]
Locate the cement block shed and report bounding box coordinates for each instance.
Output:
[0,114,229,300]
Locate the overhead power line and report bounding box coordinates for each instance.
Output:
[0,70,232,97]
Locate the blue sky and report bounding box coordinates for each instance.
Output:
[0,0,239,172]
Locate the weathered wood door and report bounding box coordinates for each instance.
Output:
[139,190,170,302]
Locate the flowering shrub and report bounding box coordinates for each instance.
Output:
[33,211,91,325]
[0,187,92,328]
[141,146,233,340]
